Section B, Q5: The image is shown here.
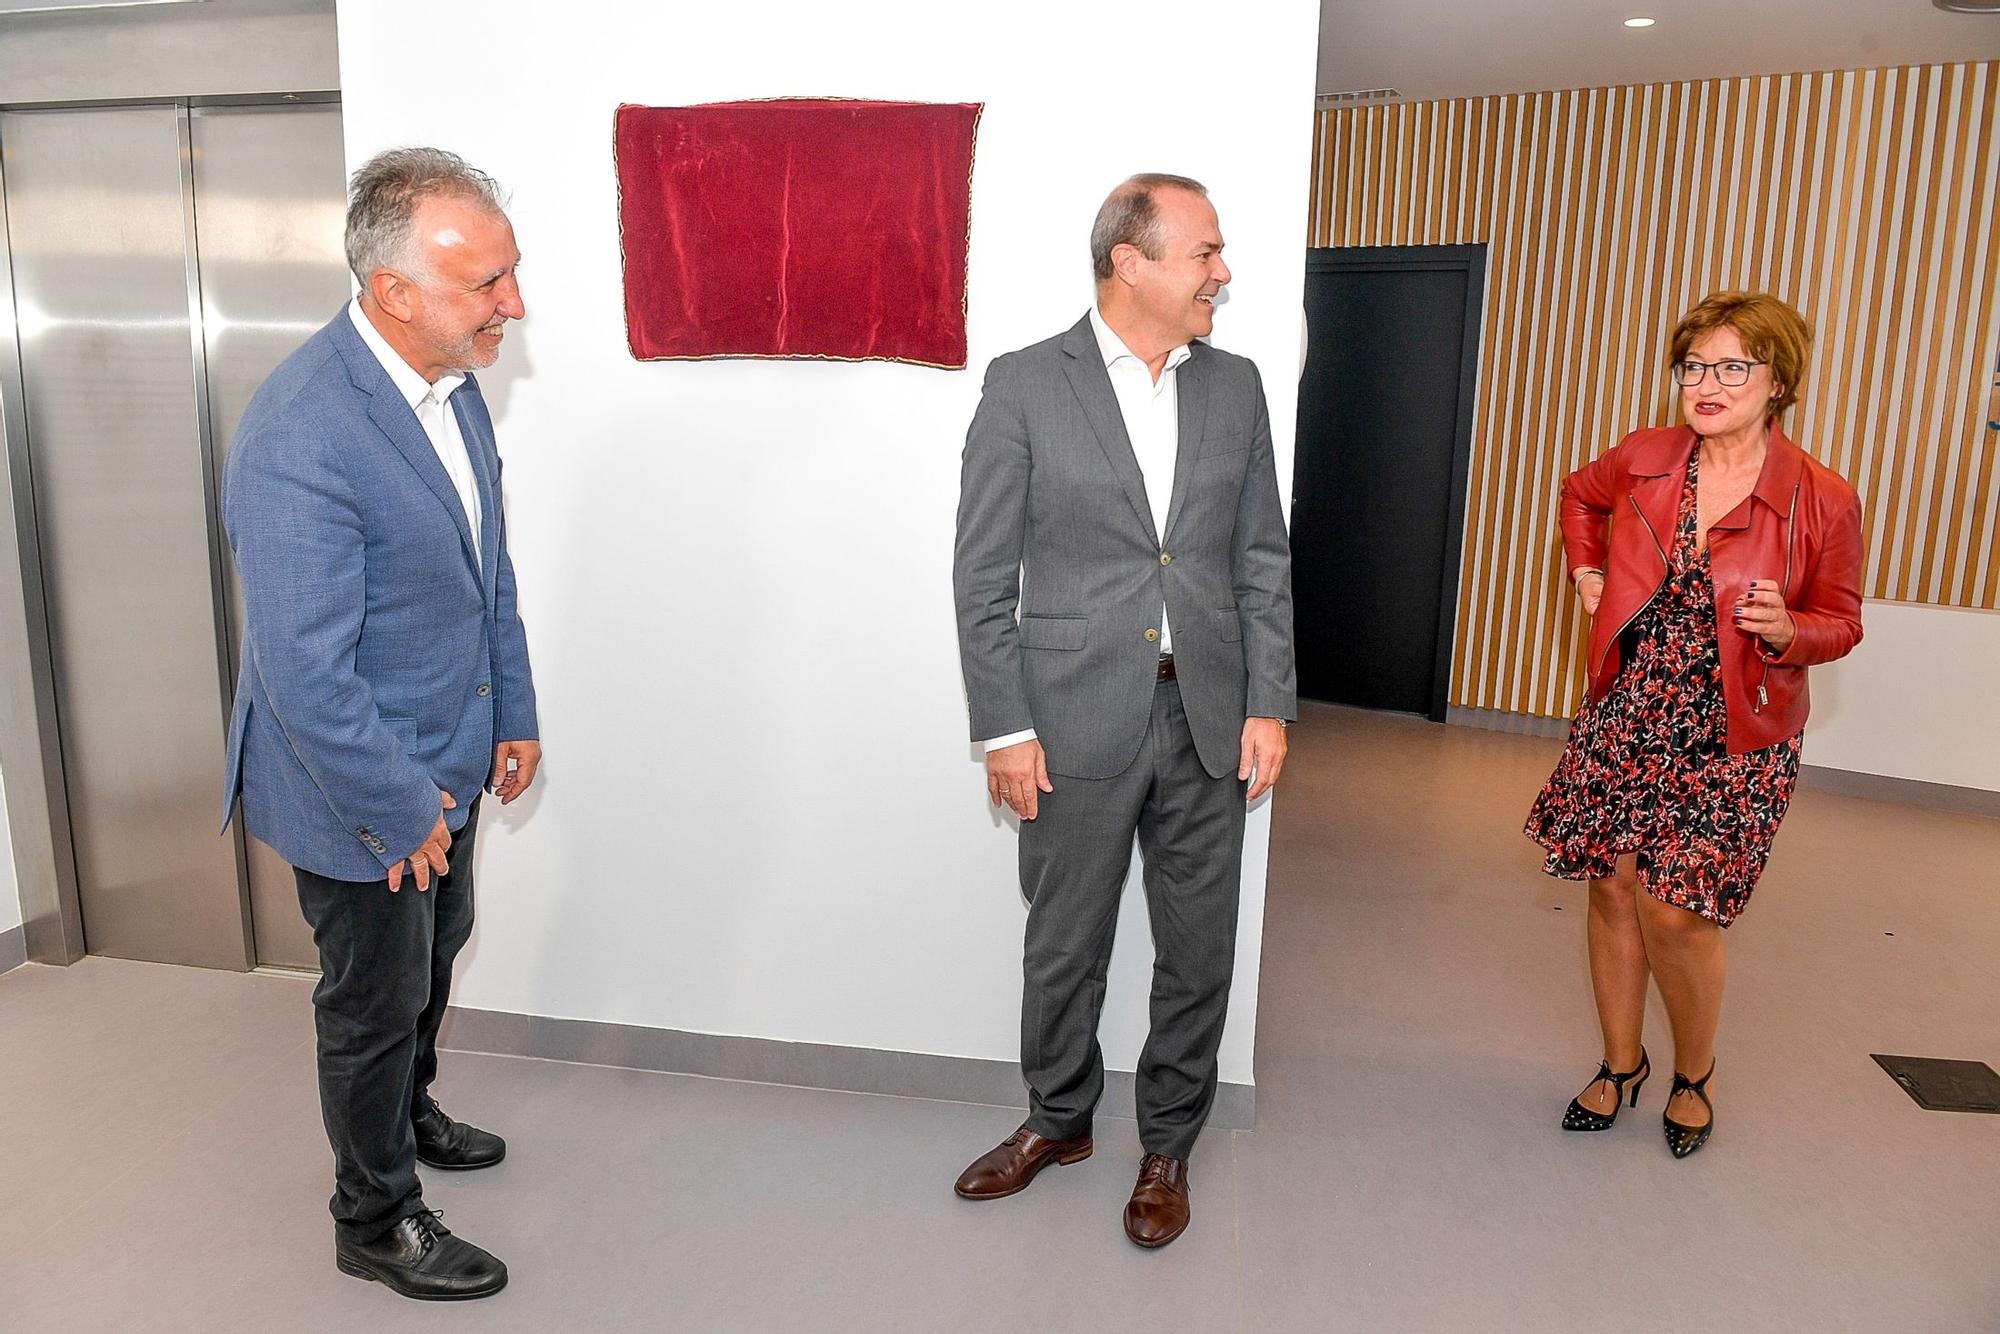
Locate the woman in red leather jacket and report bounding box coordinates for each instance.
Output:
[1526,291,1863,1158]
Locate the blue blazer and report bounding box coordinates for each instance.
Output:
[221,308,538,882]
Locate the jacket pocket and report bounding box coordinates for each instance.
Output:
[382,716,421,754]
[1198,433,1250,459]
[1020,614,1087,651]
[1215,608,1242,643]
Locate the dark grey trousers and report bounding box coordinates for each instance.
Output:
[293,798,478,1243]
[1018,680,1246,1160]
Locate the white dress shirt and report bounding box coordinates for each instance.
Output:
[347,299,482,571]
[983,307,1189,752]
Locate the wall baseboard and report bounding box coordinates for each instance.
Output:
[1792,765,2000,820]
[440,1006,1255,1131]
[1445,705,1570,739]
[1446,706,1998,818]
[0,924,25,977]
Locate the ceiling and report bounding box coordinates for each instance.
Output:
[1318,0,2000,102]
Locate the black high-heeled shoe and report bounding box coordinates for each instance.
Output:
[1663,1060,1716,1158]
[1561,1047,1650,1131]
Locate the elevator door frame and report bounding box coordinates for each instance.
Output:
[0,91,340,969]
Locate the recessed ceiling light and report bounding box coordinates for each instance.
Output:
[1624,16,1657,26]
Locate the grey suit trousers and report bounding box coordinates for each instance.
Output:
[1019,678,1245,1160]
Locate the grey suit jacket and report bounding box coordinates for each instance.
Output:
[953,314,1296,781]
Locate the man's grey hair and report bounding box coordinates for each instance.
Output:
[1089,173,1208,282]
[344,147,508,287]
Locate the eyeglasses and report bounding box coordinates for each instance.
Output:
[1671,358,1768,388]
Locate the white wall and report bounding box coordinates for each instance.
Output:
[335,1,1320,1085]
[1805,600,2000,792]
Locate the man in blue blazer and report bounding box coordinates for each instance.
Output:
[222,148,539,1302]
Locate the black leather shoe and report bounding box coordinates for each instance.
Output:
[1561,1047,1650,1131]
[1663,1060,1717,1159]
[334,1211,507,1301]
[414,1104,506,1171]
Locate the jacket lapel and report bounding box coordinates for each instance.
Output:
[1749,422,1807,515]
[1059,316,1159,547]
[1162,345,1209,543]
[453,378,501,608]
[1626,427,1693,567]
[331,310,483,578]
[367,392,482,576]
[1631,421,1806,539]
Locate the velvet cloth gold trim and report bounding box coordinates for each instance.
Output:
[615,98,982,369]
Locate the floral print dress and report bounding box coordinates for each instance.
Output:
[1526,452,1801,928]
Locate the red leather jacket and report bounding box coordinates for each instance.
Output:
[1561,424,1864,754]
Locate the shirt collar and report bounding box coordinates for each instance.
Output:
[1089,305,1190,377]
[347,297,465,410]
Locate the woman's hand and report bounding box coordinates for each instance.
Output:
[1575,570,1606,617]
[1734,579,1795,654]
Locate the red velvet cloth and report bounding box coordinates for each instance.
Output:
[615,99,982,368]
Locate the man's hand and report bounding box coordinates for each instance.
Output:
[1734,579,1795,655]
[987,738,1054,820]
[388,791,456,893]
[492,739,543,804]
[1239,717,1288,801]
[1576,571,1606,617]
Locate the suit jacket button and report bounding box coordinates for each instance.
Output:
[476,683,491,697]
[1160,552,1172,566]
[1144,628,1160,643]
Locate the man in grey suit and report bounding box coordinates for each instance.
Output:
[951,174,1295,1248]
[223,148,538,1301]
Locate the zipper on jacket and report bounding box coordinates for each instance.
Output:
[1752,484,1799,714]
[1631,494,1669,565]
[1781,482,1799,596]
[1587,496,1672,692]
[1591,589,1655,685]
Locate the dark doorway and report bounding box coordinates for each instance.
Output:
[1291,246,1484,721]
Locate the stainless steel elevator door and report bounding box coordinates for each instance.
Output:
[190,102,349,970]
[1,105,248,968]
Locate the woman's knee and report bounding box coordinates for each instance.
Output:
[1637,889,1718,946]
[1587,873,1639,911]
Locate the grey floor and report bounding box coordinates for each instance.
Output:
[2,704,1996,1332]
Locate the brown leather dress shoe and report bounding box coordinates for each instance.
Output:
[953,1124,1093,1199]
[1123,1153,1191,1248]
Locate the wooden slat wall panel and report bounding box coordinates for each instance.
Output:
[1307,63,2000,719]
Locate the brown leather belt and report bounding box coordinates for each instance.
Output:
[1156,654,1176,682]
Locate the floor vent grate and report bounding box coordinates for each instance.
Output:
[1870,1054,2000,1113]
